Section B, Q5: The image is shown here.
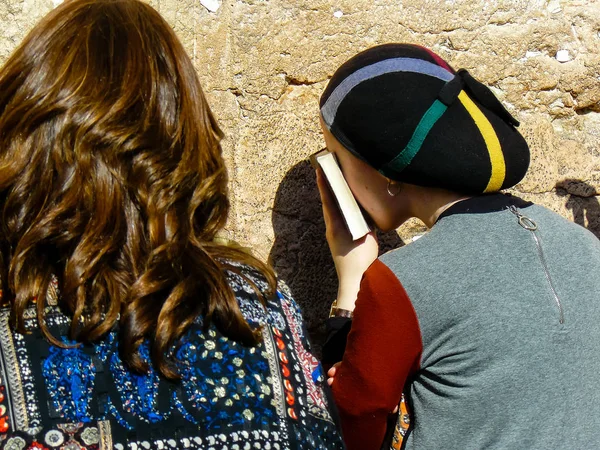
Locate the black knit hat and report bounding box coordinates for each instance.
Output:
[320,44,530,194]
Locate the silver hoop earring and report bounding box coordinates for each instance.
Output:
[387,180,402,197]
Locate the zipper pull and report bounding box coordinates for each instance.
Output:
[507,205,538,231]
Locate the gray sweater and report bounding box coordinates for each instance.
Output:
[380,194,600,449]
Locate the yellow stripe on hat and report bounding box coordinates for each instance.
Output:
[458,91,506,192]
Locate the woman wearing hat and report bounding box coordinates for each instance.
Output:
[318,44,600,450]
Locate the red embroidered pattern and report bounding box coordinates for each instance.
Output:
[280,296,329,418]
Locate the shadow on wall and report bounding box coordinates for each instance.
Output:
[269,160,405,349]
[556,179,600,238]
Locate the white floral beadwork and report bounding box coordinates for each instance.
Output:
[4,437,27,450]
[80,426,100,445]
[44,429,65,447]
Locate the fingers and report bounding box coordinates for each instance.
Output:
[327,364,338,377]
[316,169,334,223]
[316,168,347,237]
[326,362,340,386]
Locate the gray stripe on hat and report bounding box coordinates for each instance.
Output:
[321,57,454,127]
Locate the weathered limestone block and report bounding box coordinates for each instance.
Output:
[1,0,599,338]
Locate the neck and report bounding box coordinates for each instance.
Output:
[407,186,472,228]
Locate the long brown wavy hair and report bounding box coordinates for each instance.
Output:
[0,0,276,379]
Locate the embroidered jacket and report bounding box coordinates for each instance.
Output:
[0,265,344,450]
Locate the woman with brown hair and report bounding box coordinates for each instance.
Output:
[0,0,344,448]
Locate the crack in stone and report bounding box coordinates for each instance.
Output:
[575,105,600,115]
[284,75,325,87]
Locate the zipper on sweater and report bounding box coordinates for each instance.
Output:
[507,206,565,324]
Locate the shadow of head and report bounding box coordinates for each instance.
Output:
[556,179,600,238]
[269,160,405,344]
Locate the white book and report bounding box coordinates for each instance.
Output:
[311,150,371,241]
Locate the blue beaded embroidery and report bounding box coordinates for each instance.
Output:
[42,338,95,423]
[175,329,276,429]
[96,332,167,425]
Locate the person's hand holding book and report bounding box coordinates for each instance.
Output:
[316,168,378,313]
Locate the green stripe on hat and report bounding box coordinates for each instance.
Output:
[381,99,448,174]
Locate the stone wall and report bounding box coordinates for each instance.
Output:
[2,0,599,339]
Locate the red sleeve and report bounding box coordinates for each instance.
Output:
[331,259,422,450]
